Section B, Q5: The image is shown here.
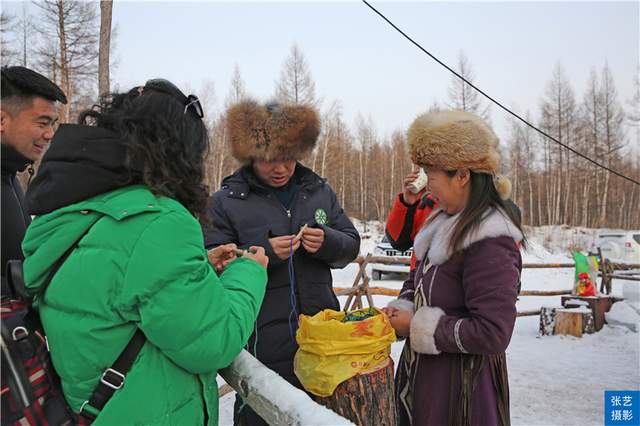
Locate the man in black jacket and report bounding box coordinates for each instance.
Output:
[1,66,67,293]
[204,100,360,426]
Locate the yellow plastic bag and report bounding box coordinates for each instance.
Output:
[294,307,396,397]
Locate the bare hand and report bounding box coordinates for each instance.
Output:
[381,307,398,317]
[208,243,238,273]
[269,235,301,260]
[301,226,324,254]
[388,309,413,337]
[402,170,426,206]
[243,246,269,269]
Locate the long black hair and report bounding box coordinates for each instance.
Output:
[78,79,209,220]
[447,171,526,254]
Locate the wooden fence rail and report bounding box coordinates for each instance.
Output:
[219,350,353,425]
[339,255,639,311]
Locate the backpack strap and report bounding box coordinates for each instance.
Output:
[30,213,148,423]
[78,329,146,423]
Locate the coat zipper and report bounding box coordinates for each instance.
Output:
[1,335,30,408]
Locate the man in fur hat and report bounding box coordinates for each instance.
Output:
[204,100,360,426]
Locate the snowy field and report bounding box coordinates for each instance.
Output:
[218,222,640,425]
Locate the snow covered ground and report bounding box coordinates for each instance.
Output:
[218,222,640,425]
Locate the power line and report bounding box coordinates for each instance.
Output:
[362,0,640,187]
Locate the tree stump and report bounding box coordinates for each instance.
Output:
[554,308,595,337]
[313,357,396,426]
[539,306,562,336]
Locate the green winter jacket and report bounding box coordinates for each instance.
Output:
[22,185,267,425]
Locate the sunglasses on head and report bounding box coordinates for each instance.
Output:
[141,79,204,119]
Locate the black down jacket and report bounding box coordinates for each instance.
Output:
[203,163,360,383]
[1,144,32,293]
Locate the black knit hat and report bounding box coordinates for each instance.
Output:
[1,66,67,104]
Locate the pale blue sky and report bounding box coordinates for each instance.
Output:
[4,1,639,148]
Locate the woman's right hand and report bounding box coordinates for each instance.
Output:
[243,246,269,269]
[387,309,413,337]
[402,170,426,205]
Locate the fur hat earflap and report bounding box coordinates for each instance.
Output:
[408,110,500,175]
[493,174,512,200]
[226,99,320,164]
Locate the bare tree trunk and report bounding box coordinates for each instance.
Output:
[340,150,346,208]
[527,172,533,225]
[537,176,543,227]
[389,147,396,204]
[600,169,611,226]
[57,0,69,123]
[581,178,589,227]
[216,128,227,190]
[98,0,113,97]
[359,150,364,219]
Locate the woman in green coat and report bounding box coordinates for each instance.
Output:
[21,79,268,425]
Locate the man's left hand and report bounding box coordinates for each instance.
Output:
[301,226,324,254]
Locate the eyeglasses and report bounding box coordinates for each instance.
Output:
[141,79,204,119]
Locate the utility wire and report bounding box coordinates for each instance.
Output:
[362,0,640,187]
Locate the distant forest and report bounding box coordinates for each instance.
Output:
[2,3,638,228]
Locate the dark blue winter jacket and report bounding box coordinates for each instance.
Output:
[203,163,360,383]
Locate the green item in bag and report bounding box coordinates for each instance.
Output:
[342,307,377,322]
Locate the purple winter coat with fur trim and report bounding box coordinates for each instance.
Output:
[390,208,522,426]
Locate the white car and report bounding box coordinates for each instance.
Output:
[596,231,640,264]
[371,236,412,280]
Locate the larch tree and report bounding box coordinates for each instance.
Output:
[274,43,317,106]
[34,0,99,122]
[598,63,626,227]
[446,50,490,121]
[1,12,16,65]
[539,63,577,224]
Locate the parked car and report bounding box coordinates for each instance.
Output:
[596,231,640,264]
[371,235,412,280]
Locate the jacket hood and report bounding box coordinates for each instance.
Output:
[1,143,31,175]
[25,124,141,215]
[23,185,162,296]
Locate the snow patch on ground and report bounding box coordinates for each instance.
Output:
[606,301,640,332]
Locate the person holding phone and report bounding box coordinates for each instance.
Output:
[383,110,524,426]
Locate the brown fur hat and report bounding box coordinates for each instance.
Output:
[226,100,320,164]
[409,110,512,199]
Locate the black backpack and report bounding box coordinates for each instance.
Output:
[1,220,145,425]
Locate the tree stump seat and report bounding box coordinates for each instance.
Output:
[539,305,595,337]
[313,357,396,426]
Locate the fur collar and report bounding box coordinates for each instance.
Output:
[413,207,522,265]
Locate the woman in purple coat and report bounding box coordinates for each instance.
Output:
[383,110,524,426]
